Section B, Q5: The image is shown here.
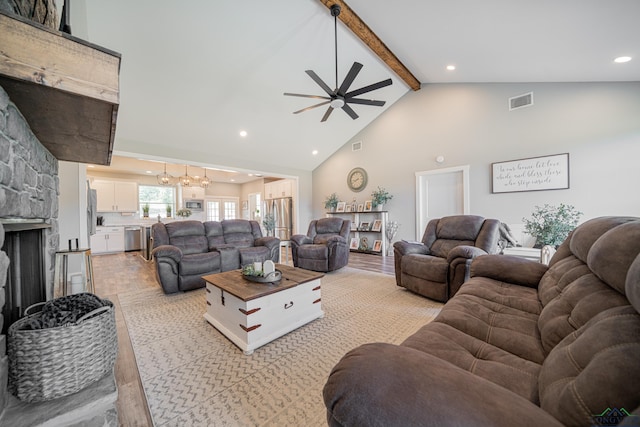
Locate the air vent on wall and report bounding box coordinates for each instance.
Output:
[352,141,362,151]
[509,92,533,110]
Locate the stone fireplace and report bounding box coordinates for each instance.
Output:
[0,85,60,416]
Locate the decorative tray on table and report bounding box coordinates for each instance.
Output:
[242,265,282,284]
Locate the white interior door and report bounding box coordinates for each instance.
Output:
[415,166,470,240]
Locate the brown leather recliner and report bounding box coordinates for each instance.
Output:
[290,217,351,272]
[393,215,500,302]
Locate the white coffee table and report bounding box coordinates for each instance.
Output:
[203,264,324,355]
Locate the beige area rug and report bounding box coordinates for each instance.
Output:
[118,267,442,426]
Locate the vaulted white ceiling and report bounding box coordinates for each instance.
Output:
[80,0,639,180]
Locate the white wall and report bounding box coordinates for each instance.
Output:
[58,161,88,249]
[313,82,640,242]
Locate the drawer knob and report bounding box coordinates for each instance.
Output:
[284,301,294,309]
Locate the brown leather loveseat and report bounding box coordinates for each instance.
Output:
[324,216,640,426]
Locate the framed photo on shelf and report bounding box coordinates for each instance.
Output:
[345,204,352,212]
[371,219,382,232]
[336,201,346,213]
[357,203,364,212]
[349,237,359,250]
[364,200,372,212]
[351,221,358,231]
[373,240,382,252]
[359,222,370,231]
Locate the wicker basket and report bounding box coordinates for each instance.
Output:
[7,294,117,403]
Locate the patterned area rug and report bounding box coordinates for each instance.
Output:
[118,267,442,426]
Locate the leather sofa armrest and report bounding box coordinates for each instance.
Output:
[323,342,564,427]
[291,234,312,246]
[393,240,430,256]
[324,235,347,245]
[210,244,240,271]
[447,245,487,262]
[151,245,183,263]
[209,243,235,251]
[254,236,280,251]
[470,254,548,288]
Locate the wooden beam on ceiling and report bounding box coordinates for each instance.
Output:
[318,0,421,91]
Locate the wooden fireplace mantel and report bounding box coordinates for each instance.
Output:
[0,11,121,166]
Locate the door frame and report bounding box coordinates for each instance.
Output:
[415,165,470,240]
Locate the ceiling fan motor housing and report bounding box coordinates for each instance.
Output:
[331,5,341,16]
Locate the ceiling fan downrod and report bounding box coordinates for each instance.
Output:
[331,4,341,90]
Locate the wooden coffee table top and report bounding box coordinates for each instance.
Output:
[202,264,324,302]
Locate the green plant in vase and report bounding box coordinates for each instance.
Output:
[176,208,192,218]
[142,203,150,218]
[523,203,582,248]
[166,205,172,218]
[324,193,339,211]
[263,213,276,236]
[371,186,393,210]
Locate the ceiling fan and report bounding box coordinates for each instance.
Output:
[284,4,392,122]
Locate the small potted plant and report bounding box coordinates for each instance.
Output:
[142,203,150,218]
[371,186,393,210]
[263,213,276,236]
[324,193,339,212]
[523,203,582,248]
[166,204,172,218]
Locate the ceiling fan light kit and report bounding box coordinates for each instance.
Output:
[284,3,392,122]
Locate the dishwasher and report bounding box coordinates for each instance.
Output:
[124,226,142,251]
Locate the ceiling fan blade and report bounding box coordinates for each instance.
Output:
[305,70,334,96]
[321,106,334,122]
[284,93,331,100]
[337,62,363,96]
[341,103,359,120]
[346,98,386,107]
[346,78,393,98]
[293,100,331,114]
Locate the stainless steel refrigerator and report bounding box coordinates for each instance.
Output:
[264,197,293,241]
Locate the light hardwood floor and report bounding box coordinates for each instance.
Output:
[92,249,394,426]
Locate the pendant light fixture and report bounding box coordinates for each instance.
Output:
[200,168,211,188]
[156,163,174,185]
[179,165,195,187]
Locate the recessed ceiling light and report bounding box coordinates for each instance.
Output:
[312,150,318,155]
[87,165,95,168]
[614,56,632,63]
[230,179,235,182]
[446,65,456,71]
[145,170,153,174]
[239,130,248,137]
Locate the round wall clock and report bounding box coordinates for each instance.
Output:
[347,167,368,193]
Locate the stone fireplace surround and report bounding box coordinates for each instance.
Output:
[0,86,117,424]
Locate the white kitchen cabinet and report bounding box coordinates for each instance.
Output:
[264,179,292,199]
[94,180,138,212]
[90,227,125,254]
[183,186,205,200]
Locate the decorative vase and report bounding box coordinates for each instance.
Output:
[376,204,384,211]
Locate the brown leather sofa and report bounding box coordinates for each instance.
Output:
[324,216,640,426]
[394,215,500,302]
[152,219,279,293]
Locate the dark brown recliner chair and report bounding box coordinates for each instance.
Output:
[290,217,351,272]
[393,215,500,302]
